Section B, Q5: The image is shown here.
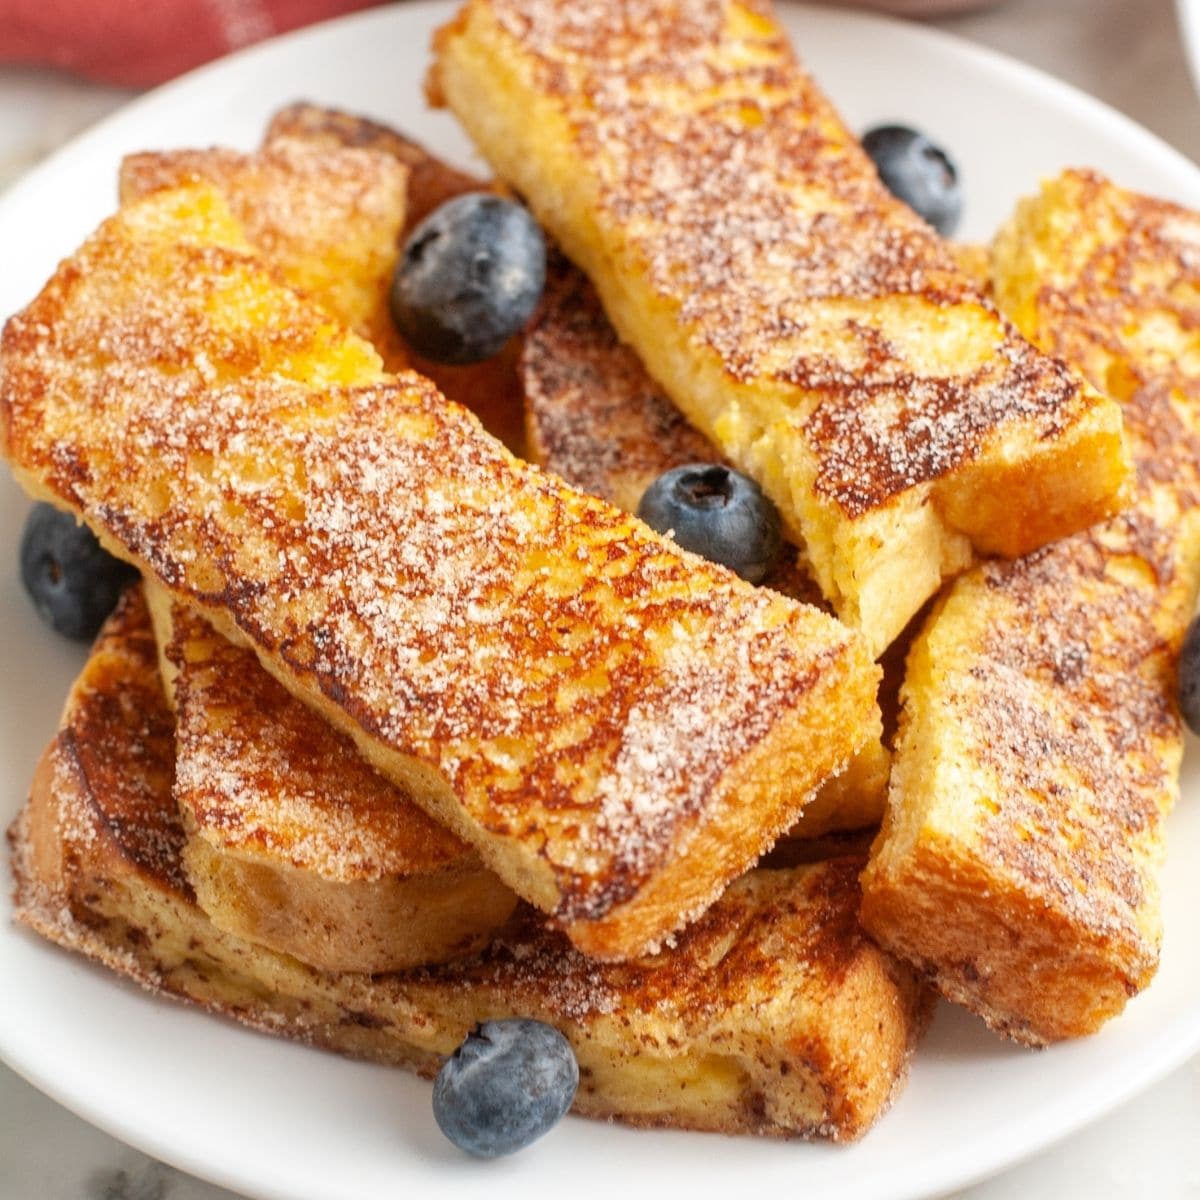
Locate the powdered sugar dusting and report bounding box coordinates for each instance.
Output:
[1,185,869,932]
[169,605,470,881]
[475,0,1098,517]
[884,171,1200,1003]
[120,138,411,371]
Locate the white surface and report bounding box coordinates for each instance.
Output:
[0,68,129,191]
[1178,0,1200,97]
[3,4,1200,1200]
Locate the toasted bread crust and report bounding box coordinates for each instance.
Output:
[862,170,1200,1043]
[0,182,879,959]
[431,0,1132,655]
[265,102,487,234]
[9,603,930,1139]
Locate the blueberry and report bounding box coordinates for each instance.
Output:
[19,503,137,641]
[1178,615,1200,735]
[432,1019,578,1158]
[637,464,782,584]
[861,124,962,236]
[390,193,546,365]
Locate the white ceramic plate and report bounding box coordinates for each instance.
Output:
[1177,0,1200,96]
[3,5,1200,1199]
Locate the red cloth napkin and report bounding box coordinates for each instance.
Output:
[0,0,386,87]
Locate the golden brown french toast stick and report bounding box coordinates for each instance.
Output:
[265,101,488,234]
[9,586,930,1140]
[123,130,519,974]
[0,182,879,960]
[430,0,1131,657]
[862,170,1200,1044]
[120,137,412,372]
[123,113,528,452]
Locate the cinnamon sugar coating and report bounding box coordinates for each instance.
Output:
[523,249,892,837]
[431,0,1131,653]
[120,137,412,372]
[0,182,878,958]
[262,102,529,454]
[165,601,470,880]
[862,170,1200,1044]
[8,593,929,1139]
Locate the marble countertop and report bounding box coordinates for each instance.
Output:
[2,1,1200,1197]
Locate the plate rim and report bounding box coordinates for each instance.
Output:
[1177,0,1200,97]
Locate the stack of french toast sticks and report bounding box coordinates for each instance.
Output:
[4,0,1199,1144]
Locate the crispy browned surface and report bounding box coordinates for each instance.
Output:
[162,598,464,878]
[525,256,822,613]
[0,182,879,959]
[9,610,930,1139]
[524,250,889,837]
[431,0,1131,656]
[121,108,526,452]
[524,251,727,516]
[862,170,1200,1044]
[15,586,188,902]
[266,102,487,234]
[152,594,517,973]
[119,138,412,373]
[122,119,520,971]
[264,102,527,453]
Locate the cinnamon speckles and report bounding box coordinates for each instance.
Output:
[803,341,1077,517]
[476,0,1100,517]
[0,182,872,940]
[871,172,1200,1035]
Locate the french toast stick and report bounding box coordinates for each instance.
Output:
[120,137,413,372]
[124,126,519,972]
[147,589,517,974]
[861,170,1200,1044]
[0,182,880,960]
[9,585,931,1140]
[262,102,527,453]
[264,101,488,234]
[121,113,527,452]
[524,251,890,838]
[430,0,1132,657]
